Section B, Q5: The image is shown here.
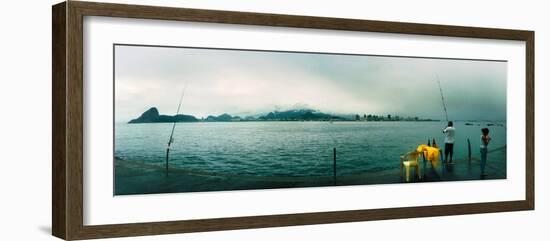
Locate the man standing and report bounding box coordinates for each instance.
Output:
[443,121,455,164]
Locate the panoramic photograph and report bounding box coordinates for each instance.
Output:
[114,44,507,195]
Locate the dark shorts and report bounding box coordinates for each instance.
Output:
[444,143,454,160]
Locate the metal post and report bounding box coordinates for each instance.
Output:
[467,138,472,164]
[422,151,426,180]
[333,147,337,185]
[440,149,445,176]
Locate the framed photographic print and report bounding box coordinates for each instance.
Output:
[52,1,534,240]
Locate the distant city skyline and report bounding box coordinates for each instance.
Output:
[115,45,507,122]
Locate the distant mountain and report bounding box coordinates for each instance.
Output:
[128,107,199,124]
[257,109,347,121]
[205,113,234,122]
[128,107,349,124]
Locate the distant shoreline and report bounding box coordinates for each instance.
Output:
[124,119,443,124]
[127,107,440,124]
[116,120,509,125]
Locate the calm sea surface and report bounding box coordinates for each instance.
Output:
[115,121,506,178]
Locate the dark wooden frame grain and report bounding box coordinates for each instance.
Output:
[52,1,535,240]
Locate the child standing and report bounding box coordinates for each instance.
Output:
[480,128,492,176]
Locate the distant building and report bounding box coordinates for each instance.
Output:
[361,113,432,122]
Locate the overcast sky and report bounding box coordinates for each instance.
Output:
[114,45,506,122]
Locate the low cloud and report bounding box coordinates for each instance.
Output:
[115,45,506,122]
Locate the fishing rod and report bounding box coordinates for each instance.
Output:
[165,82,189,174]
[436,74,449,123]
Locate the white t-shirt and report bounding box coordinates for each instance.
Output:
[480,135,489,149]
[443,126,455,144]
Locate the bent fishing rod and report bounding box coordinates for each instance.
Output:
[436,74,449,123]
[165,82,189,173]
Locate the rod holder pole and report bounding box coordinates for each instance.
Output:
[440,149,444,176]
[467,138,472,164]
[422,151,426,180]
[333,148,336,185]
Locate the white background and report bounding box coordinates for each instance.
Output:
[84,16,525,225]
[0,0,547,240]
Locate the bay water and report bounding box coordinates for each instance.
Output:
[115,121,506,183]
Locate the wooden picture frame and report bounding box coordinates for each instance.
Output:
[52,1,534,240]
